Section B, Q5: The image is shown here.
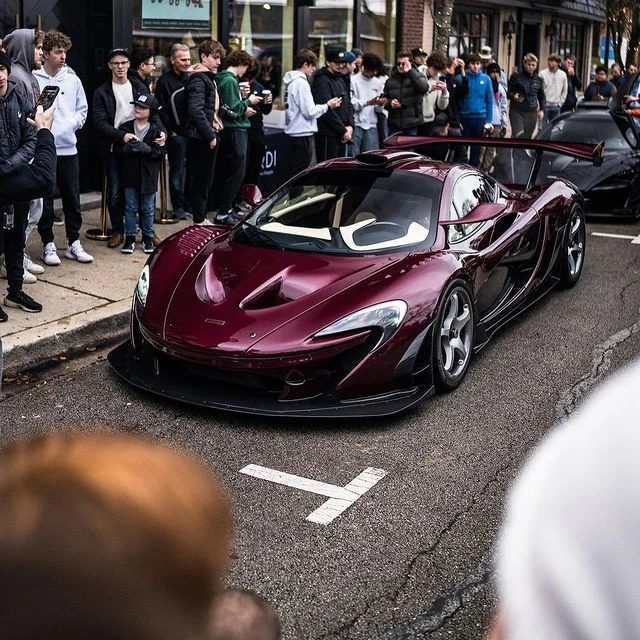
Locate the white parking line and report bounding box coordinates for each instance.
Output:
[591,232,640,244]
[240,464,387,525]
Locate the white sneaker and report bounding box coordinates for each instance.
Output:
[24,253,45,275]
[65,240,93,263]
[0,262,37,284]
[42,242,61,266]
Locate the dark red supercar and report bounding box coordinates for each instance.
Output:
[109,137,600,417]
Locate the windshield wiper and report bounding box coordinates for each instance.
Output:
[239,219,284,250]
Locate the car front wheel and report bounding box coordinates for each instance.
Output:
[432,280,475,392]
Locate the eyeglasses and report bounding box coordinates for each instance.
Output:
[143,61,155,66]
[110,60,129,66]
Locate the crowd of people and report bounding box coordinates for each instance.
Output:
[1,27,638,326]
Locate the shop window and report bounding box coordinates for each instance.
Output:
[556,22,583,60]
[448,10,493,58]
[132,0,219,84]
[228,0,295,102]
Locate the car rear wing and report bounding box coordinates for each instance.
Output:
[383,134,605,190]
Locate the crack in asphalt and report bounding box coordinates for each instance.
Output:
[316,464,510,639]
[618,269,640,308]
[556,309,640,420]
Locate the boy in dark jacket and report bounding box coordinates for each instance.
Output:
[508,53,545,139]
[117,94,165,254]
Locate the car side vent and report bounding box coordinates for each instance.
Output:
[176,226,217,257]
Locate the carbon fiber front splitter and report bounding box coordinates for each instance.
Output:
[108,341,433,418]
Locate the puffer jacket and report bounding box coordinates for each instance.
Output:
[508,70,546,112]
[183,70,221,144]
[383,65,430,130]
[0,81,37,169]
[311,66,354,138]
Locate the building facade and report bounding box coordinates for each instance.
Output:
[1,0,605,191]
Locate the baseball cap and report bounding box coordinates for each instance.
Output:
[411,47,428,58]
[480,46,493,61]
[486,62,501,74]
[326,46,356,64]
[130,93,160,111]
[107,47,130,62]
[0,51,11,74]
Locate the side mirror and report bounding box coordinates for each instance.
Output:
[242,184,263,207]
[440,202,507,226]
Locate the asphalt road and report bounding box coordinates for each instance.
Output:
[1,218,639,639]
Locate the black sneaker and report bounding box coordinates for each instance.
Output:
[0,306,7,322]
[4,290,43,313]
[142,236,154,254]
[121,236,135,254]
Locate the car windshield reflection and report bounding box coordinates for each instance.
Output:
[234,169,442,255]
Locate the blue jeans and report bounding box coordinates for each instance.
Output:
[544,106,561,125]
[460,117,485,167]
[124,188,155,239]
[166,134,190,213]
[352,126,379,154]
[105,153,123,234]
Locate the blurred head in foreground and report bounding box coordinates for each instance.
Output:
[0,431,232,640]
[209,588,281,640]
[490,361,640,640]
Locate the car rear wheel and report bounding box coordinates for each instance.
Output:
[560,205,586,288]
[432,280,475,392]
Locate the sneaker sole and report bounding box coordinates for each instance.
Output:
[42,257,61,266]
[4,298,42,313]
[64,254,94,263]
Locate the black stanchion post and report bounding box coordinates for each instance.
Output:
[155,157,178,225]
[85,171,113,241]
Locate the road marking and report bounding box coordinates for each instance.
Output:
[591,232,640,244]
[239,464,387,525]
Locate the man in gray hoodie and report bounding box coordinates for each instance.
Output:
[2,28,44,283]
[284,49,342,176]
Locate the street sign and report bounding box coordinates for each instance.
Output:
[239,464,387,525]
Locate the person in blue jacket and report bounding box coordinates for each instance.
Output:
[457,52,493,167]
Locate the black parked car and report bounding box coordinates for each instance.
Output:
[534,104,640,219]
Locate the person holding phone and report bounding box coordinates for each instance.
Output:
[283,49,343,176]
[0,51,41,319]
[33,31,93,268]
[417,50,449,136]
[382,50,430,136]
[350,52,386,153]
[312,46,356,160]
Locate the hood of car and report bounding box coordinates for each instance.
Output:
[144,235,410,354]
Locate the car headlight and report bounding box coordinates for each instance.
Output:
[136,265,150,306]
[314,300,408,349]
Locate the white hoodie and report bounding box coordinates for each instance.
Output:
[283,70,328,137]
[32,65,88,156]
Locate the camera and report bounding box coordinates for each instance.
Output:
[220,102,240,121]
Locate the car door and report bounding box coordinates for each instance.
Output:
[447,172,542,319]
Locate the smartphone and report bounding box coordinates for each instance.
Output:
[29,85,60,119]
[439,76,447,82]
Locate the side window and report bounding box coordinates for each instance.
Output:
[449,174,493,243]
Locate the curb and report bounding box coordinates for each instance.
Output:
[1,300,131,376]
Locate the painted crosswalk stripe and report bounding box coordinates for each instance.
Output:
[240,464,387,525]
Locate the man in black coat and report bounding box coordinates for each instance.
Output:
[155,43,192,220]
[183,40,225,225]
[383,50,430,135]
[92,48,166,248]
[0,51,40,318]
[312,46,355,161]
[0,100,56,322]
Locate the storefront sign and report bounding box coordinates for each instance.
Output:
[141,0,211,31]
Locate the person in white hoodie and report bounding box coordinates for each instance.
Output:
[284,49,342,176]
[350,52,387,154]
[32,31,92,266]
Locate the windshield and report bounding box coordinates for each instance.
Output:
[234,169,442,255]
[544,115,632,151]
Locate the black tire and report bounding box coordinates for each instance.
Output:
[559,205,586,288]
[432,279,475,392]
